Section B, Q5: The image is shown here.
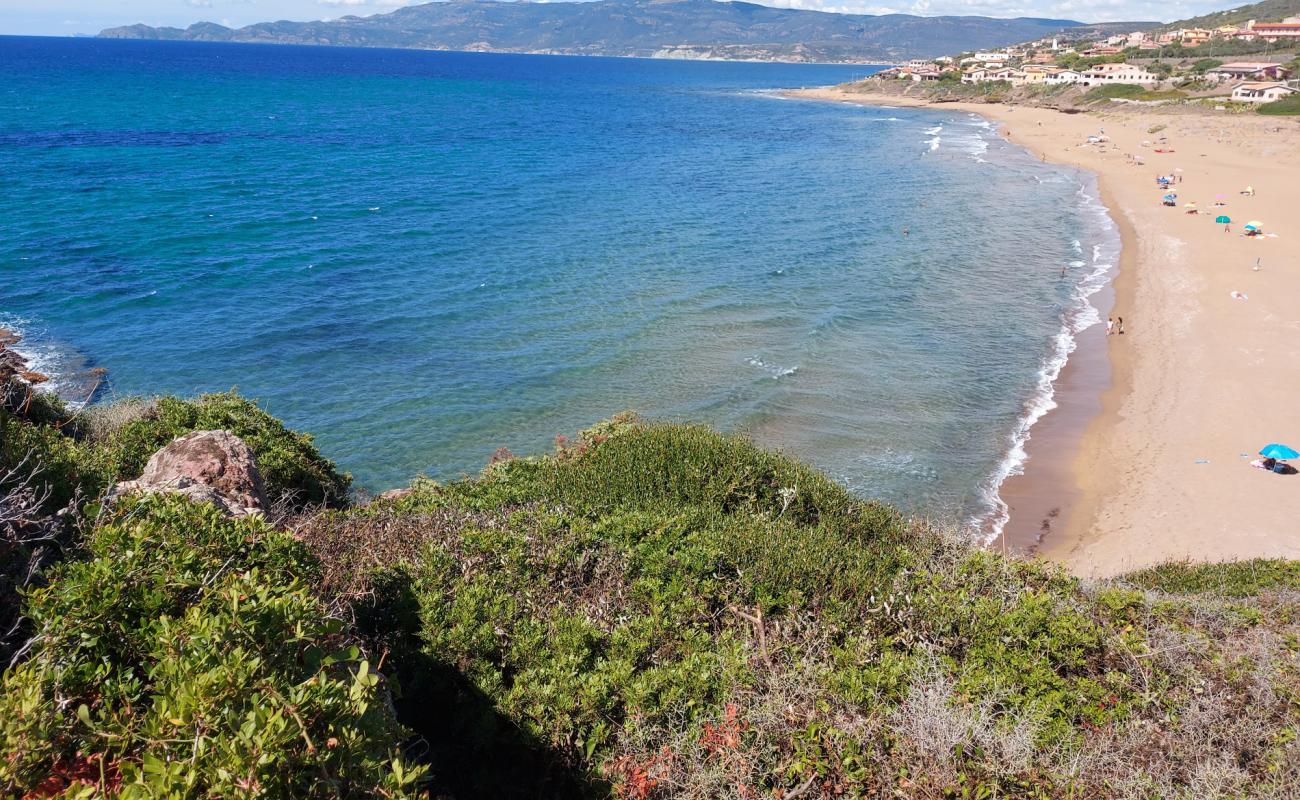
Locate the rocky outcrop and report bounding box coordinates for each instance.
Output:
[0,327,48,387]
[109,430,268,517]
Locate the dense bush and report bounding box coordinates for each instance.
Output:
[96,392,350,508]
[0,495,423,797]
[0,385,350,512]
[300,417,1300,798]
[4,403,1300,798]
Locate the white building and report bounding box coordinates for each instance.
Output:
[1231,82,1299,103]
[1044,68,1084,85]
[1079,63,1160,87]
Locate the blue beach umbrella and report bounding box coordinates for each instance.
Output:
[1163,193,1177,202]
[1260,444,1300,460]
[1215,215,1231,224]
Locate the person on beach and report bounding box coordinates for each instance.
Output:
[1106,317,1114,336]
[1117,316,1125,335]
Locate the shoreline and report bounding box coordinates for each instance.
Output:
[788,86,1300,576]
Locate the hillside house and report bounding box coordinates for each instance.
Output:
[1206,62,1294,83]
[1231,82,1299,103]
[1080,63,1159,87]
[1248,17,1300,41]
[1044,68,1083,85]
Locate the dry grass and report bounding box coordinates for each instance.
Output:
[77,397,157,444]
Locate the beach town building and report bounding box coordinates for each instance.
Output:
[961,67,988,83]
[972,51,1011,63]
[1081,45,1124,57]
[1014,66,1051,85]
[1179,28,1212,46]
[1230,82,1299,103]
[1205,62,1294,83]
[1043,68,1083,85]
[1080,63,1160,87]
[1247,17,1300,41]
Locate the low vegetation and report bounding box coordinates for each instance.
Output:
[0,385,349,665]
[3,384,1299,797]
[1085,84,1188,102]
[1257,93,1300,115]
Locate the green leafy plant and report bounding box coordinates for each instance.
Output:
[0,496,423,797]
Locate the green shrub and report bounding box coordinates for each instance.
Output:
[0,412,109,513]
[100,392,350,507]
[1258,93,1300,115]
[1121,559,1300,596]
[1086,84,1186,101]
[0,496,423,797]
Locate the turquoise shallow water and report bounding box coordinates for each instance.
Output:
[0,37,1117,527]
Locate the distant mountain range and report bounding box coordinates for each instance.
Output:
[99,0,1095,63]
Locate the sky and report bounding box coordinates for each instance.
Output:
[0,0,1241,37]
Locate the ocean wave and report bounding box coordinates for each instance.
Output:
[747,356,799,380]
[0,314,94,399]
[973,178,1121,542]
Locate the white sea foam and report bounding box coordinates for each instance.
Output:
[747,356,799,379]
[0,314,82,398]
[973,177,1121,542]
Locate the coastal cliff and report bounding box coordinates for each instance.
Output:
[2,383,1298,797]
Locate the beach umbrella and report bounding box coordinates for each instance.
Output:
[1216,215,1231,224]
[1184,202,1197,208]
[1260,444,1300,460]
[1245,220,1263,231]
[1163,194,1177,202]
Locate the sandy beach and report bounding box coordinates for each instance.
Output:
[792,87,1300,577]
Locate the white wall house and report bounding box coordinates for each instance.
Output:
[1079,63,1159,87]
[1231,82,1299,103]
[1044,69,1083,85]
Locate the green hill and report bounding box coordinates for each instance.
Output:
[98,0,1093,62]
[1157,0,1300,31]
[3,384,1299,797]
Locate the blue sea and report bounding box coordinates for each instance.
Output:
[0,37,1117,530]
